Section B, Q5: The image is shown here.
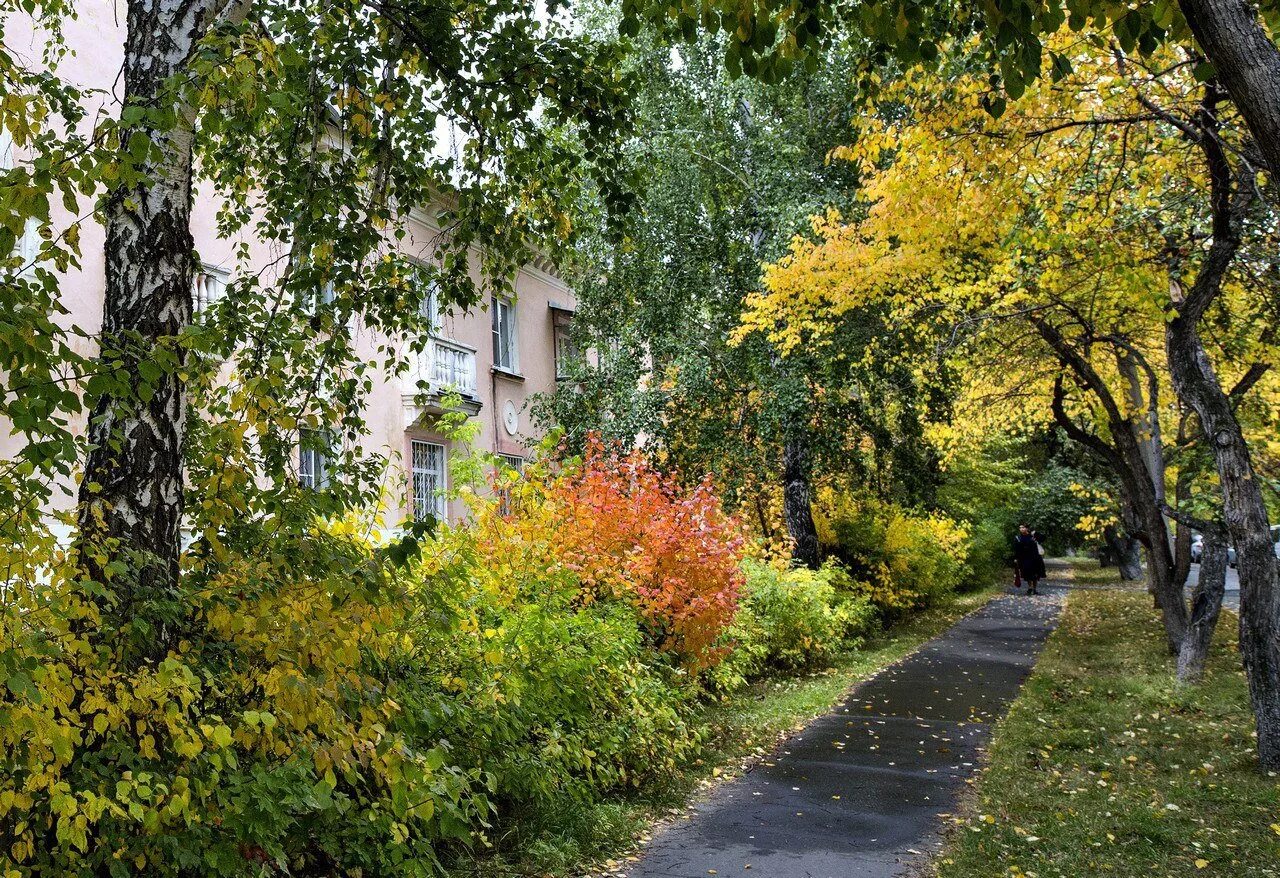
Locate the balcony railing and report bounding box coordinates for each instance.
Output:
[418,338,476,394]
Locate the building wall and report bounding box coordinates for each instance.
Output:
[2,2,574,531]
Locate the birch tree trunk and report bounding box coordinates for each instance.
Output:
[1177,0,1280,198]
[76,1,237,619]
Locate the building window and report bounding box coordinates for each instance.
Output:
[193,265,228,313]
[491,296,517,372]
[420,280,440,334]
[301,279,336,316]
[554,325,577,380]
[496,454,525,516]
[299,429,331,490]
[411,440,447,521]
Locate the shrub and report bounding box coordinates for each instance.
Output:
[403,505,702,820]
[815,490,970,617]
[510,438,746,670]
[0,517,486,877]
[710,560,877,692]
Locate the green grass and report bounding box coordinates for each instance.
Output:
[444,584,1000,878]
[935,584,1280,878]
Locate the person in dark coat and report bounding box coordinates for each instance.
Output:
[1013,524,1047,594]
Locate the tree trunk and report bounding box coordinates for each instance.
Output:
[1104,523,1145,581]
[1120,436,1187,653]
[1167,323,1280,767]
[76,0,231,624]
[1178,525,1228,683]
[1177,0,1280,199]
[1159,78,1280,765]
[1172,465,1195,592]
[783,432,820,568]
[1043,327,1187,652]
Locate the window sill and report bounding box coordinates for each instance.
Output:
[491,366,525,382]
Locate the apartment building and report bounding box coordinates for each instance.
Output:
[0,2,576,531]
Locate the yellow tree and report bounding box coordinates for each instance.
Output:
[738,37,1280,760]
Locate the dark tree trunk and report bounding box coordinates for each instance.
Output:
[783,432,820,569]
[76,1,239,627]
[1177,0,1280,198]
[1167,320,1280,766]
[1045,333,1187,653]
[1104,523,1145,581]
[1178,525,1228,683]
[1130,467,1188,653]
[1161,82,1280,766]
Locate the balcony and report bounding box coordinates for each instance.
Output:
[404,338,482,423]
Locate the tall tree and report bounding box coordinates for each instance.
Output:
[739,39,1280,762]
[1158,78,1280,762]
[539,28,943,559]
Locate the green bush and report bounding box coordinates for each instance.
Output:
[400,514,703,836]
[963,517,1013,590]
[710,560,877,692]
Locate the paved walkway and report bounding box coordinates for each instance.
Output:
[622,589,1064,878]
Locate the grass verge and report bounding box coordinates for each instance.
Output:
[935,585,1280,878]
[445,584,1000,878]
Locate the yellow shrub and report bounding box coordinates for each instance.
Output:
[814,488,971,617]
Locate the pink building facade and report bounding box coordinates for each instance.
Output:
[1,2,576,532]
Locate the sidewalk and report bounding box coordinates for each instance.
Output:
[621,590,1064,878]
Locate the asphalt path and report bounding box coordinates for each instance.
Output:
[620,589,1064,878]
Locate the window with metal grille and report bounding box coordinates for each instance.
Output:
[495,453,524,515]
[411,440,447,521]
[299,429,330,490]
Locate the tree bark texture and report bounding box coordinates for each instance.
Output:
[1104,523,1145,581]
[783,432,820,569]
[1167,319,1280,766]
[1177,526,1228,683]
[77,1,233,608]
[1178,0,1280,198]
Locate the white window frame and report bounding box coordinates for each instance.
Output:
[411,440,447,521]
[491,296,518,373]
[299,429,331,490]
[1,130,39,271]
[300,278,336,316]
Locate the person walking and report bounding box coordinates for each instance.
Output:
[1014,524,1047,594]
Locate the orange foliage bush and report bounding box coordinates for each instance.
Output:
[497,438,746,670]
